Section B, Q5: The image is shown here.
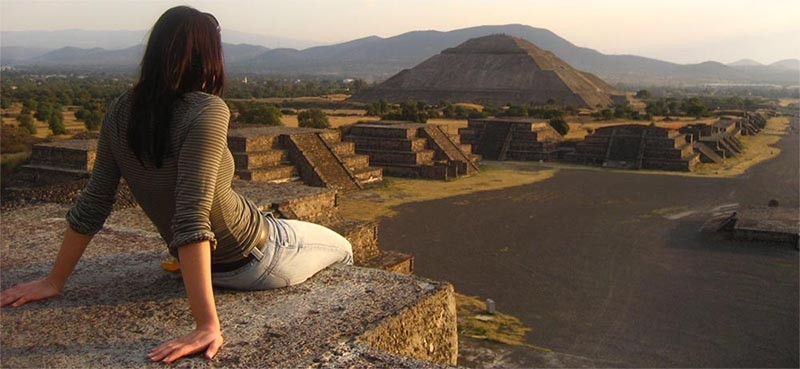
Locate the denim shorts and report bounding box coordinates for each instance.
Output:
[211,213,353,290]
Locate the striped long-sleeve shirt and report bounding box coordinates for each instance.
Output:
[66,91,265,264]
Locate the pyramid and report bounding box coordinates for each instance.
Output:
[351,34,624,108]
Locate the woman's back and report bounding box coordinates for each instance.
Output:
[66,91,265,263]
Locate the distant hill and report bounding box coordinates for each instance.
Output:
[7,43,268,70]
[770,59,800,70]
[0,29,316,51]
[2,25,798,86]
[728,59,763,67]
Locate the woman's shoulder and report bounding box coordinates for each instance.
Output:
[181,91,228,110]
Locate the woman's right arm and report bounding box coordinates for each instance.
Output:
[2,97,121,308]
[0,226,93,307]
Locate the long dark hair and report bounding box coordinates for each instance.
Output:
[129,6,225,168]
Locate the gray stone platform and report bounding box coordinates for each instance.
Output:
[734,207,799,245]
[0,204,457,368]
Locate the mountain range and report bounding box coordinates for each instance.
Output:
[2,24,798,86]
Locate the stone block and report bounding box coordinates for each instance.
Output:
[235,165,298,182]
[29,140,97,171]
[232,150,289,170]
[362,150,435,165]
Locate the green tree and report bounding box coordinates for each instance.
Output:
[16,113,36,135]
[238,102,283,126]
[382,99,428,123]
[74,108,90,121]
[84,110,103,131]
[297,108,330,129]
[549,117,569,135]
[504,105,528,117]
[684,98,707,118]
[635,89,651,99]
[48,109,67,135]
[34,102,52,122]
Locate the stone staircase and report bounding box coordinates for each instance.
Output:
[345,121,478,180]
[693,142,725,164]
[227,127,382,189]
[420,125,479,176]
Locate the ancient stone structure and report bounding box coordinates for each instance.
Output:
[345,121,479,180]
[350,34,626,108]
[1,204,456,368]
[680,117,749,163]
[459,118,563,161]
[16,139,97,182]
[228,126,383,192]
[567,125,700,171]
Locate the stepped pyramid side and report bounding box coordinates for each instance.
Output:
[227,126,382,190]
[345,121,479,180]
[458,117,563,161]
[351,34,624,108]
[566,125,700,172]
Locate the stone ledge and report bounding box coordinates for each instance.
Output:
[1,205,457,368]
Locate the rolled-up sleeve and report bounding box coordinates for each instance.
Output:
[66,103,122,235]
[168,97,230,253]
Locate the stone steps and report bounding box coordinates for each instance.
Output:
[232,150,290,170]
[287,133,363,192]
[235,165,298,182]
[357,149,436,166]
[353,166,384,185]
[349,124,418,139]
[347,136,429,152]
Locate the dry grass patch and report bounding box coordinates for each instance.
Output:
[338,162,556,220]
[456,293,548,350]
[427,118,469,133]
[279,115,379,128]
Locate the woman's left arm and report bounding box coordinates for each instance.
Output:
[147,240,223,363]
[154,96,231,363]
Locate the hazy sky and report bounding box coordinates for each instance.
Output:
[1,0,798,64]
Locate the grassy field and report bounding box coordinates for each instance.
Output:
[280,114,379,128]
[1,104,86,139]
[338,163,557,221]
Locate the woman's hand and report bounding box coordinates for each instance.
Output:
[148,326,223,363]
[0,278,61,307]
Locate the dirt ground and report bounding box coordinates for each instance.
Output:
[377,120,799,368]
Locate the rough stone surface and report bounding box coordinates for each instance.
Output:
[734,207,799,244]
[0,204,457,368]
